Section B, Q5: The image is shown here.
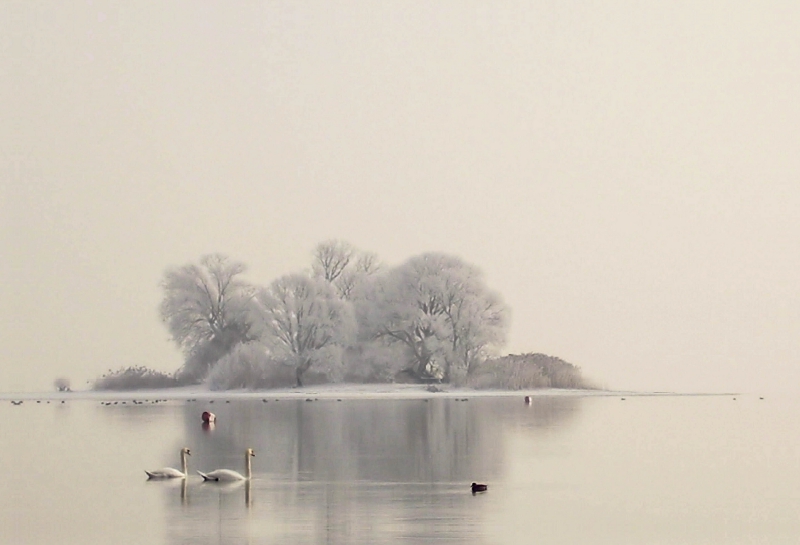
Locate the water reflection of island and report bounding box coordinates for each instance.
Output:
[161,396,581,544]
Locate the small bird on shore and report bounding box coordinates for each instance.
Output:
[471,482,488,493]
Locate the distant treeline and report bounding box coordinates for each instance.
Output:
[92,241,593,391]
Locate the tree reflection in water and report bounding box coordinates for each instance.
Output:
[160,396,581,544]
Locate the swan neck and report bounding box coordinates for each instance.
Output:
[181,451,188,476]
[246,453,252,479]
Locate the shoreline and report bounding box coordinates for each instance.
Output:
[0,384,739,401]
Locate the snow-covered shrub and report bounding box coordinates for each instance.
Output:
[305,345,347,383]
[93,366,179,390]
[206,342,294,390]
[342,342,407,383]
[466,353,594,390]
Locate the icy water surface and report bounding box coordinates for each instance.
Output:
[0,393,797,544]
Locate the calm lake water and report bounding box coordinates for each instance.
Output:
[0,393,797,544]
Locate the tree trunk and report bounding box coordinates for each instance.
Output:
[413,343,431,378]
[295,357,312,387]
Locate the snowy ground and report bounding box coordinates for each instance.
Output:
[0,384,723,402]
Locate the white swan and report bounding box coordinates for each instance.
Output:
[145,447,191,479]
[198,448,255,482]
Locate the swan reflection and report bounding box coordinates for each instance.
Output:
[147,474,189,505]
[159,397,581,543]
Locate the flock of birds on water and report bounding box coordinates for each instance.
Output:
[7,393,766,495]
[146,409,489,493]
[6,397,479,406]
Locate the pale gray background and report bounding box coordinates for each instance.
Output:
[2,2,798,393]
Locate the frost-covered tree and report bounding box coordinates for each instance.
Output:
[254,274,356,386]
[312,240,354,282]
[312,240,382,300]
[335,251,382,300]
[364,253,508,383]
[159,254,257,381]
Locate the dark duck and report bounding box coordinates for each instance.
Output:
[471,482,488,493]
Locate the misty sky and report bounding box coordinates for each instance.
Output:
[2,2,798,393]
